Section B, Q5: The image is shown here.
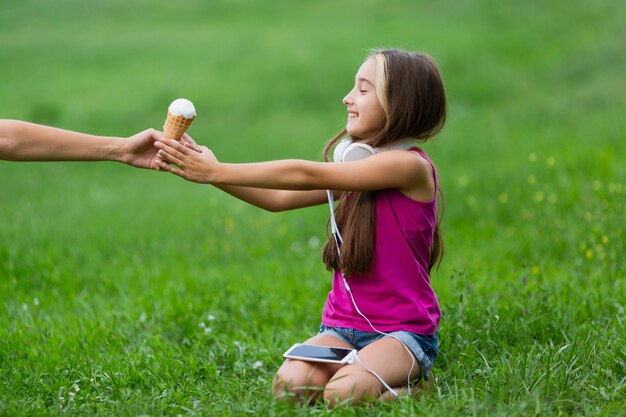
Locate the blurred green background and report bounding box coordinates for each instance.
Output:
[1,0,624,416]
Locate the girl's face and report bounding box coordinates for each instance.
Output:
[343,57,386,143]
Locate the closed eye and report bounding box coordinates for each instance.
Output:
[356,77,375,92]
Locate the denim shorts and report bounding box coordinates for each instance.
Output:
[318,324,438,380]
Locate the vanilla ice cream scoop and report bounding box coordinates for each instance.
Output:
[168,98,196,119]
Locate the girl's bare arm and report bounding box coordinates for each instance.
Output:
[212,185,329,212]
[155,137,432,195]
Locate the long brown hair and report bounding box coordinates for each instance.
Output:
[322,49,447,277]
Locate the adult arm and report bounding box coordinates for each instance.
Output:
[0,119,160,169]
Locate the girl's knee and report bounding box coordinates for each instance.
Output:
[272,371,290,400]
[323,367,388,407]
[273,368,301,400]
[323,373,371,407]
[324,378,371,407]
[322,382,353,407]
[272,362,330,403]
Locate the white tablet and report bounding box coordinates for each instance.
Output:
[283,343,357,364]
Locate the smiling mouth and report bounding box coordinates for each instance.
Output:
[348,112,359,119]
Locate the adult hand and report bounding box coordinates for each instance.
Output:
[154,137,217,183]
[120,128,162,169]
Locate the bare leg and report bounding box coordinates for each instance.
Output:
[273,334,353,404]
[323,337,421,407]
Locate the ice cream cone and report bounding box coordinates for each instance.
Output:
[163,112,195,140]
[157,98,197,171]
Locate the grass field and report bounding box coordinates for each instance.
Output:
[1,0,625,415]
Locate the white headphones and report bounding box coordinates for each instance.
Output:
[328,137,418,244]
[333,138,417,163]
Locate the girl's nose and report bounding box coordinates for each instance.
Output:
[343,92,353,105]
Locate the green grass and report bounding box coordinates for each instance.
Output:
[1,0,625,415]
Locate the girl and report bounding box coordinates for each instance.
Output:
[0,119,161,168]
[154,48,446,407]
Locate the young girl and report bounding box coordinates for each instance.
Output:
[154,48,446,406]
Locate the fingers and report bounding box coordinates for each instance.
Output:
[157,148,184,167]
[156,137,191,155]
[154,155,164,171]
[181,135,202,153]
[141,128,163,141]
[182,133,197,145]
[156,159,185,177]
[181,134,203,153]
[154,139,187,162]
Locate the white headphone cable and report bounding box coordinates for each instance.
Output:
[327,188,416,396]
[326,190,343,245]
[342,276,416,397]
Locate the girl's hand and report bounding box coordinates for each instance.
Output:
[154,133,202,170]
[180,133,202,153]
[154,137,217,183]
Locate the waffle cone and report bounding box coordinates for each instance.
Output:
[163,112,195,140]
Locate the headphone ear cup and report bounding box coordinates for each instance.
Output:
[342,143,376,162]
[333,139,351,162]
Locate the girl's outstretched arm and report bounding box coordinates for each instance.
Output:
[172,134,329,212]
[0,119,160,169]
[155,137,432,195]
[213,186,329,212]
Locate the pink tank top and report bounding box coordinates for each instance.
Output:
[321,148,440,335]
